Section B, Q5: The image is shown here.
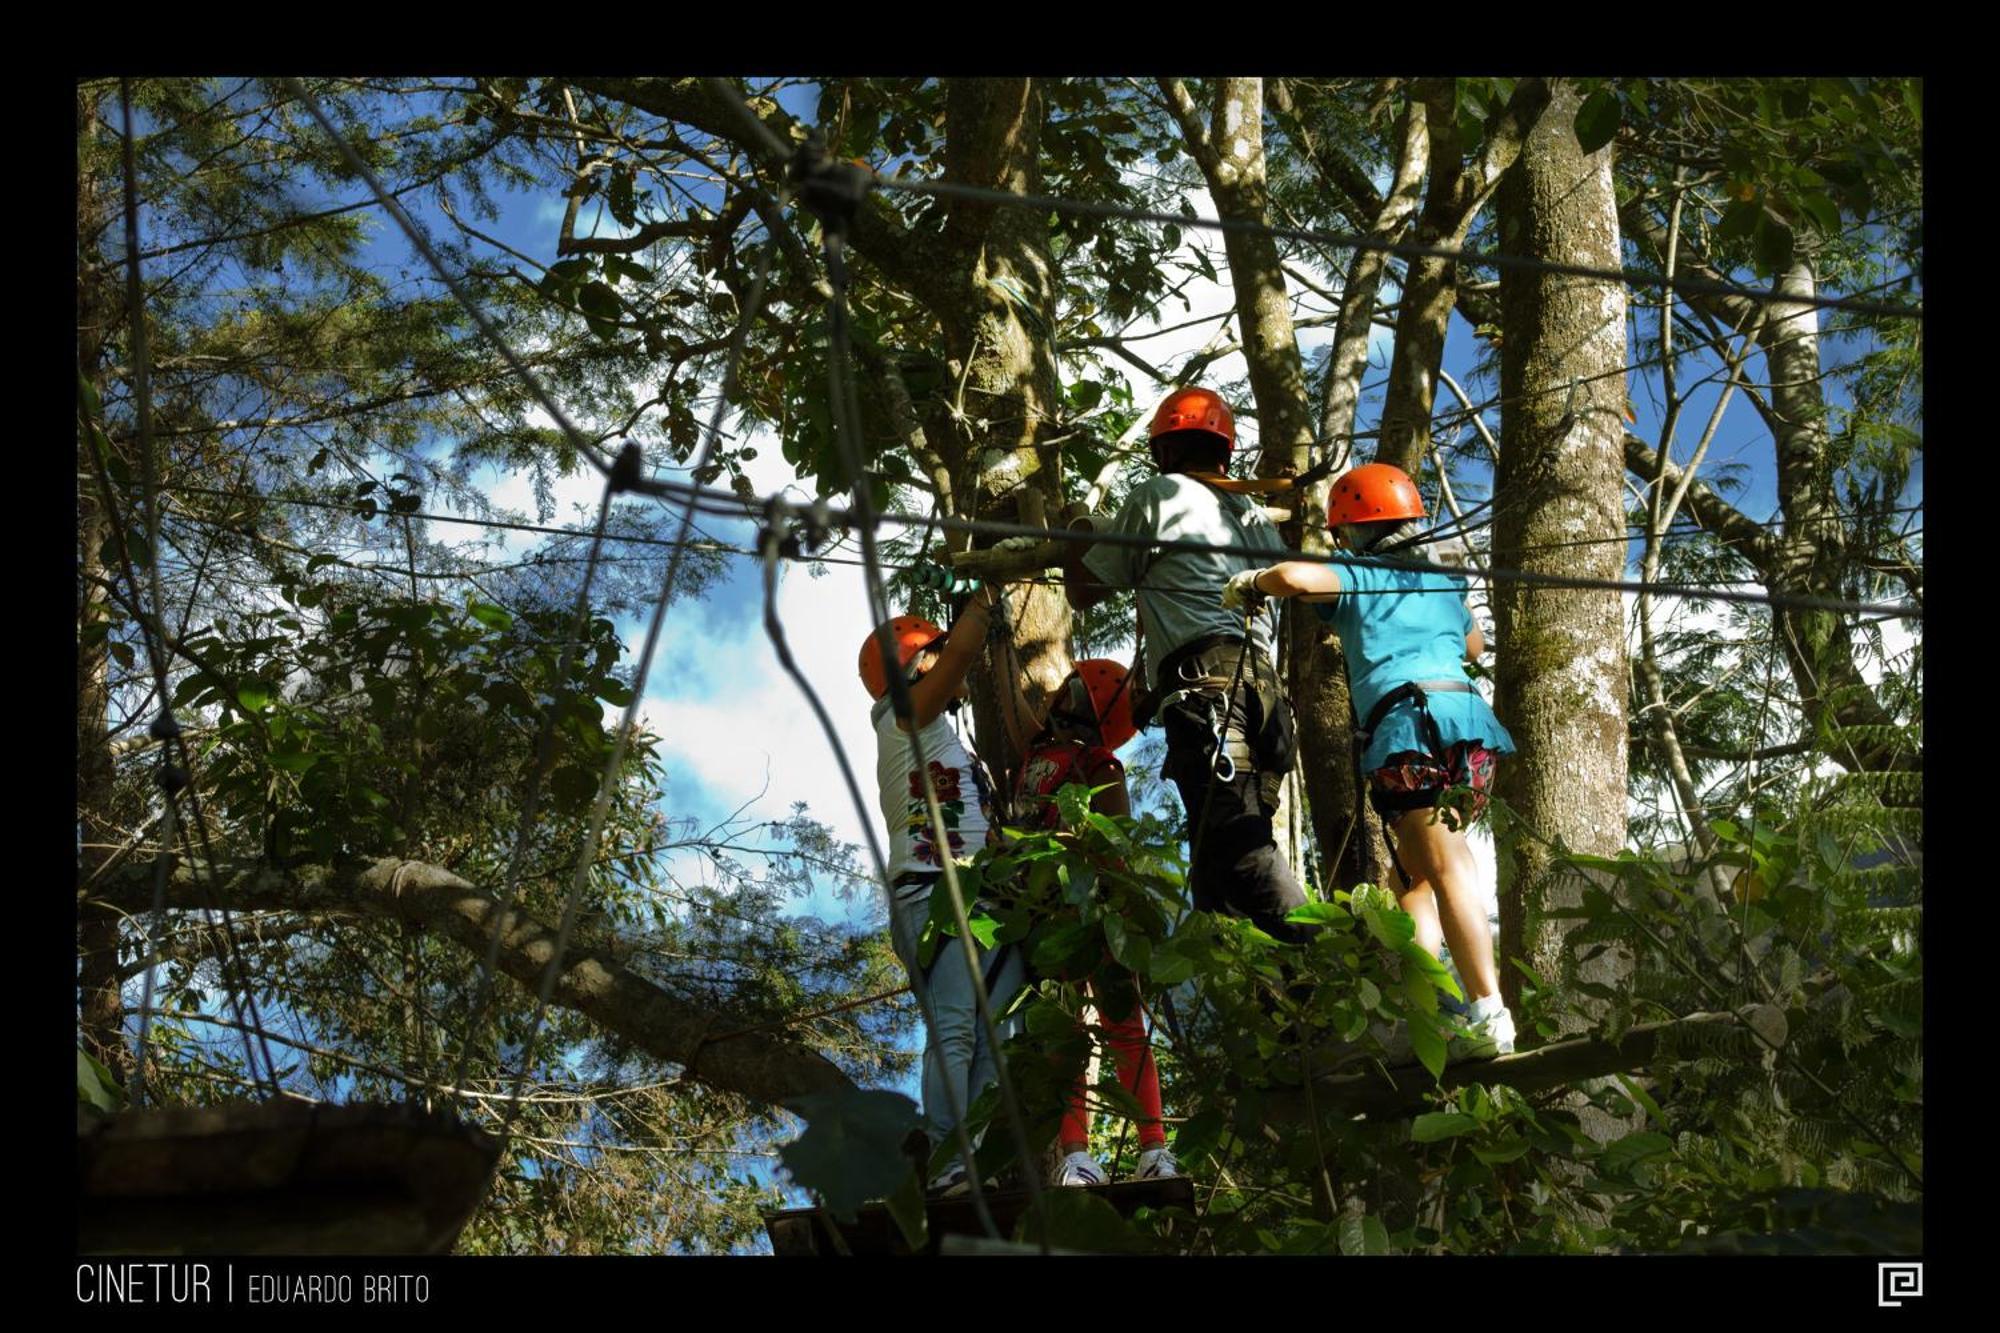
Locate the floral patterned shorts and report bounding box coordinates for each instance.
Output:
[1367,742,1497,830]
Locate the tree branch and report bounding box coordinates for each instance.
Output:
[1622,433,1772,560]
[1268,1006,1785,1122]
[91,856,858,1110]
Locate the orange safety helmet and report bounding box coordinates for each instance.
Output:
[1149,387,1235,459]
[1326,463,1425,527]
[1070,658,1138,751]
[859,615,946,700]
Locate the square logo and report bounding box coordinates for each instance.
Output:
[1878,1262,1923,1308]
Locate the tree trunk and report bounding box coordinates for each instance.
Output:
[1376,81,1466,475]
[1762,255,1913,779]
[1161,77,1319,879]
[1492,82,1631,1087]
[77,83,128,1082]
[1618,209,1915,776]
[1376,79,1548,476]
[927,79,1075,788]
[1304,99,1431,890]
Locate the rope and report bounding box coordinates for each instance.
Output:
[813,193,1046,1236]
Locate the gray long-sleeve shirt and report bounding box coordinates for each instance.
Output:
[1082,473,1286,688]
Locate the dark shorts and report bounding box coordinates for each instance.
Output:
[1367,742,1497,830]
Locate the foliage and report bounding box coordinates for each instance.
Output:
[784,778,1919,1255]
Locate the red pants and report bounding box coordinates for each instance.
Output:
[1060,982,1166,1150]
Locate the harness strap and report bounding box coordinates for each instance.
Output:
[1354,679,1476,893]
[1357,679,1473,756]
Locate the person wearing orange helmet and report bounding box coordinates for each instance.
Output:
[1064,386,1312,944]
[1220,461,1519,1055]
[860,588,1023,1194]
[992,656,1175,1187]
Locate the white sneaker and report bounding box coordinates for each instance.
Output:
[1454,996,1516,1058]
[927,1164,970,1197]
[1134,1146,1180,1181]
[1052,1151,1109,1187]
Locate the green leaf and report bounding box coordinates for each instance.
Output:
[779,1089,922,1220]
[1411,1112,1480,1142]
[1338,1212,1392,1256]
[1284,900,1349,926]
[78,1049,121,1112]
[1795,191,1841,237]
[1752,214,1795,276]
[1146,942,1195,986]
[1068,380,1106,413]
[578,281,622,331]
[964,912,999,950]
[1600,1130,1674,1176]
[1715,200,1760,244]
[1102,914,1128,960]
[466,601,513,631]
[1608,1072,1672,1120]
[605,256,654,286]
[1573,88,1622,154]
[236,679,275,712]
[1032,920,1091,973]
[268,749,319,774]
[882,1162,930,1251]
[1469,1138,1532,1166]
[1399,939,1465,1003]
[1016,1185,1148,1254]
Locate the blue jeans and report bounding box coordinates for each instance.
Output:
[889,872,1028,1158]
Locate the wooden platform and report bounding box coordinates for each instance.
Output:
[765,1176,1195,1256]
[78,1101,500,1255]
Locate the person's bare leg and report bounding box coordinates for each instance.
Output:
[1391,808,1499,1001]
[1399,881,1445,960]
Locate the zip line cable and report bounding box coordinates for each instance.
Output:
[159,482,1924,578]
[753,505,1003,1241]
[484,244,780,1179]
[98,79,284,1104]
[625,472,1923,621]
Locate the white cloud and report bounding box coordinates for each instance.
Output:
[631,435,889,877]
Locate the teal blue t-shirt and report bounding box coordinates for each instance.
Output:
[1314,557,1516,770]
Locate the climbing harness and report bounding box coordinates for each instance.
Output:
[1353,678,1479,889]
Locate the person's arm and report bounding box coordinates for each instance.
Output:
[1080,753,1131,819]
[1224,560,1342,606]
[1064,547,1115,611]
[1465,617,1485,661]
[900,590,993,732]
[1069,490,1157,611]
[993,649,1042,755]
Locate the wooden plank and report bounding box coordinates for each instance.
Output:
[78,1101,500,1255]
